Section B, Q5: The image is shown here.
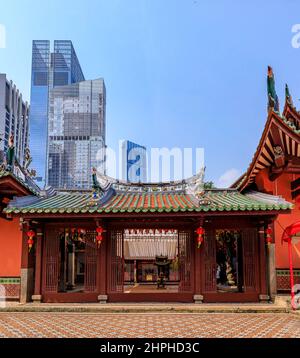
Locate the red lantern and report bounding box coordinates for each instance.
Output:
[265,227,272,246]
[26,230,35,252]
[96,226,104,234]
[96,226,105,247]
[195,227,205,248]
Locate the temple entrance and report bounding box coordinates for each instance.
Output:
[202,227,260,302]
[108,228,193,299]
[59,238,86,293]
[216,230,243,293]
[123,229,180,293]
[42,228,98,296]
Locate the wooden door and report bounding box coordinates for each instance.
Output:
[203,228,216,292]
[42,228,60,293]
[242,228,258,292]
[178,230,192,292]
[109,230,124,292]
[84,230,98,292]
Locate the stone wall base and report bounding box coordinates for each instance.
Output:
[98,295,108,304]
[276,269,300,291]
[193,294,204,304]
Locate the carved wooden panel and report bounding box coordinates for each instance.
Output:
[109,230,124,292]
[43,228,60,293]
[84,231,98,292]
[242,228,258,292]
[178,230,192,292]
[203,229,216,292]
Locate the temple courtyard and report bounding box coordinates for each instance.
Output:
[0,312,299,338]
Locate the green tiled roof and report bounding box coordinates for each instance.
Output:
[4,189,293,215]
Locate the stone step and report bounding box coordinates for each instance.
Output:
[0,302,291,314]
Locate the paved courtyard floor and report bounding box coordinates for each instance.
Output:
[0,312,299,338]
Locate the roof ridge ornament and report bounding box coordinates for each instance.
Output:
[24,147,37,178]
[93,168,116,191]
[89,167,115,207]
[267,66,280,113]
[285,84,294,107]
[186,167,206,196]
[90,167,105,205]
[6,134,15,172]
[92,167,208,194]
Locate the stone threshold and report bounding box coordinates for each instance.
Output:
[0,302,292,314]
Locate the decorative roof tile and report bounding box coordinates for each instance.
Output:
[4,189,293,215]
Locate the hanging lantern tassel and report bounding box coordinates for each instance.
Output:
[265,227,272,246]
[96,234,103,247]
[96,226,106,248]
[26,230,35,252]
[195,227,205,248]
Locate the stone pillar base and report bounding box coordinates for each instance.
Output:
[193,294,204,304]
[98,295,108,304]
[31,295,42,303]
[259,294,270,302]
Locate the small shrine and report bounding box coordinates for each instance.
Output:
[155,255,171,289]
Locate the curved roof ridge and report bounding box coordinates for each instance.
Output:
[231,109,300,191]
[245,190,292,206]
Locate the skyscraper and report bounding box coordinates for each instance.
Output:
[47,79,106,189]
[30,40,85,184]
[0,74,29,166]
[121,140,147,182]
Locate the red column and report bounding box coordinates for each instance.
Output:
[194,220,204,303]
[258,222,268,301]
[32,228,43,302]
[97,226,107,303]
[20,224,35,303]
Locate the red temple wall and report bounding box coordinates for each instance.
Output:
[0,217,22,276]
[255,169,300,269]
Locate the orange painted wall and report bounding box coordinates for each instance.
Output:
[255,169,300,268]
[0,217,22,276]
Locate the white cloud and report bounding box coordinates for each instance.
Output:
[217,168,242,188]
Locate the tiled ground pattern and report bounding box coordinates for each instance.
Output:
[0,313,299,338]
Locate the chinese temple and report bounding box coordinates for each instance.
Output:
[0,67,299,304]
[0,165,292,303]
[232,67,300,293]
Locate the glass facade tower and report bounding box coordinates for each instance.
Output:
[29,40,85,185]
[0,74,29,166]
[121,140,147,182]
[47,79,106,189]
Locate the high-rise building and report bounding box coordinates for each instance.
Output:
[121,140,147,182]
[47,79,106,189]
[30,40,85,184]
[0,74,29,166]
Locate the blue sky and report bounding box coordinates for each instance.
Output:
[1,0,300,186]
